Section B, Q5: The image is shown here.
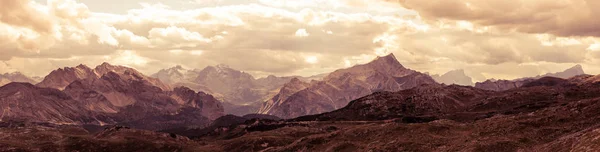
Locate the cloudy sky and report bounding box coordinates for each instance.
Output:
[1,0,599,81]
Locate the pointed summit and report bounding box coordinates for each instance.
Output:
[99,62,112,67]
[537,64,585,79]
[75,64,91,70]
[565,64,584,74]
[378,53,397,60]
[369,53,404,69]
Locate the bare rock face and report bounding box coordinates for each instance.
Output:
[170,87,224,120]
[95,63,171,91]
[0,83,105,125]
[1,63,224,130]
[259,78,310,114]
[261,54,437,119]
[36,64,98,90]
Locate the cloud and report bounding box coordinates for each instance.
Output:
[0,0,55,34]
[393,0,600,37]
[0,0,599,80]
[295,29,310,37]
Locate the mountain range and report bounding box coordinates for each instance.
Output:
[1,54,599,151]
[156,74,600,151]
[151,64,324,116]
[475,64,585,91]
[0,63,223,131]
[259,54,437,118]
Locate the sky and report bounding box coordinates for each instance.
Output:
[1,0,599,82]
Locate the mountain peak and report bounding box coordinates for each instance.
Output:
[375,53,397,61]
[367,53,404,69]
[566,64,584,73]
[290,77,302,83]
[75,64,91,70]
[100,62,112,67]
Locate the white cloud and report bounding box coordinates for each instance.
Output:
[295,28,310,37]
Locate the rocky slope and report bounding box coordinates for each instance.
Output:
[261,54,437,118]
[0,83,106,124]
[258,78,311,114]
[1,63,223,130]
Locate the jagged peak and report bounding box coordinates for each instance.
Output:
[566,64,584,72]
[290,77,302,83]
[75,64,92,70]
[376,53,397,60]
[369,53,404,68]
[100,62,112,66]
[96,62,116,69]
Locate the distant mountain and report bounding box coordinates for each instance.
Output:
[37,63,170,91]
[258,78,310,114]
[0,72,38,86]
[474,79,536,91]
[534,64,585,79]
[260,54,437,118]
[152,65,321,116]
[0,63,223,130]
[475,65,585,91]
[430,69,474,86]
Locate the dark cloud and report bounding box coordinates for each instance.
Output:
[394,0,600,37]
